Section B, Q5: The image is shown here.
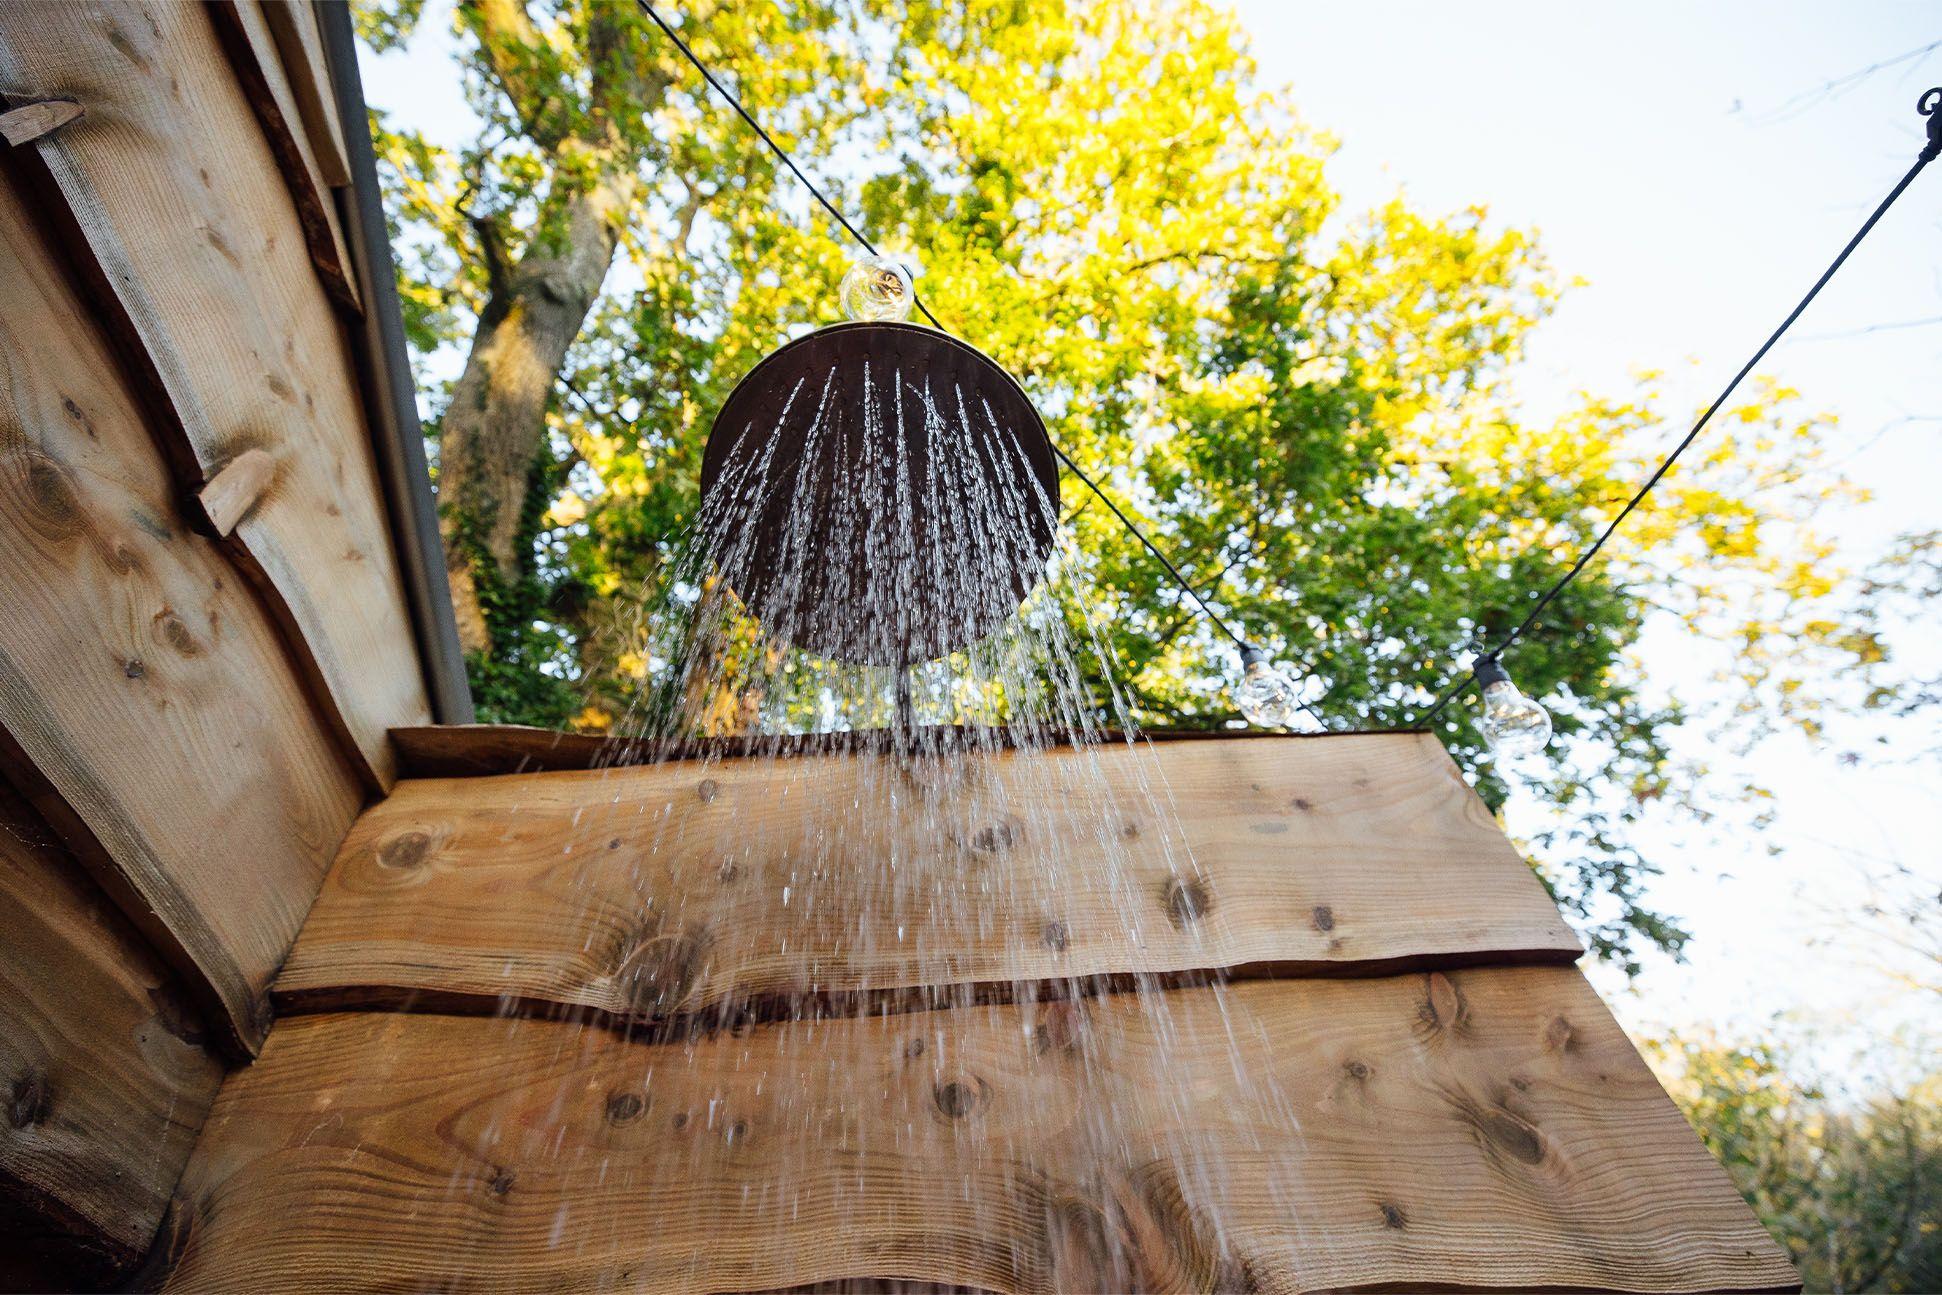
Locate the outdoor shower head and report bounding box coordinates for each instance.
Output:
[698,321,1059,666]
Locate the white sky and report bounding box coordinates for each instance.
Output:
[361,3,1942,1071]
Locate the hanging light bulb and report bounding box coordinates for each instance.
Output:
[839,253,915,322]
[1473,655,1552,757]
[1235,646,1323,732]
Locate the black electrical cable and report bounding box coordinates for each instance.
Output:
[632,1,946,332]
[1412,87,1942,731]
[635,0,1330,725]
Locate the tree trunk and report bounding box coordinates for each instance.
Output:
[436,172,629,654]
[434,0,662,656]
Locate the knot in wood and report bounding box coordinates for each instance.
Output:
[604,1091,647,1125]
[8,1071,51,1128]
[1163,876,1211,928]
[933,1075,988,1121]
[152,609,202,657]
[21,449,82,541]
[376,830,434,871]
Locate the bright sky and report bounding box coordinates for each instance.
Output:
[360,4,1942,1072]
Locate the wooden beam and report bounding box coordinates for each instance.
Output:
[0,1,433,790]
[384,722,1378,780]
[0,163,363,1054]
[163,969,1796,1293]
[0,781,223,1288]
[277,735,1582,1028]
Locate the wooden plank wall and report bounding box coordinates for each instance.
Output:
[0,0,445,1280]
[0,159,363,1056]
[0,781,223,1290]
[0,0,433,791]
[164,972,1795,1295]
[167,737,1795,1293]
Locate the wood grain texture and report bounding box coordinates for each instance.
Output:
[0,0,432,789]
[164,969,1796,1293]
[0,780,223,1288]
[0,164,363,1054]
[207,0,361,313]
[278,735,1581,1027]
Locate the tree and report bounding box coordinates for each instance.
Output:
[359,0,1920,968]
[1650,1032,1942,1292]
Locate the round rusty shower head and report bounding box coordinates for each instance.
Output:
[699,321,1059,666]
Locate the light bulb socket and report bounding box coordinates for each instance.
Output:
[1240,645,1269,669]
[1473,655,1510,688]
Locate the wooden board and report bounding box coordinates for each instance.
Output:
[277,735,1582,1027]
[207,0,362,314]
[385,722,1385,779]
[0,163,364,1054]
[0,781,224,1287]
[0,0,432,789]
[162,968,1796,1293]
[258,0,352,189]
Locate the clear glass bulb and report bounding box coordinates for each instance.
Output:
[839,254,914,322]
[1235,651,1323,732]
[1476,669,1552,758]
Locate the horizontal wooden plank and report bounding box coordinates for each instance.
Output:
[0,0,432,789]
[385,723,1388,780]
[277,735,1580,1026]
[164,968,1795,1293]
[0,780,224,1287]
[0,160,364,1053]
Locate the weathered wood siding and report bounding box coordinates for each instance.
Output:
[1,1,450,1275]
[167,734,1793,1293]
[0,163,363,1056]
[277,735,1582,1024]
[0,0,433,791]
[0,781,223,1289]
[165,970,1793,1294]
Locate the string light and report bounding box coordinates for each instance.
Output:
[1234,647,1323,733]
[1472,656,1550,758]
[1412,86,1942,748]
[839,253,915,322]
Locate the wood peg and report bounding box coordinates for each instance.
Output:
[197,449,277,536]
[0,99,84,147]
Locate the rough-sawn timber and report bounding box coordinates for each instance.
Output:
[275,734,1584,1028]
[162,968,1795,1294]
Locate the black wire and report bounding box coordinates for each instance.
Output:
[1413,133,1939,729]
[635,0,1329,722]
[632,1,948,332]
